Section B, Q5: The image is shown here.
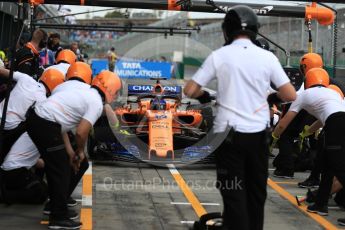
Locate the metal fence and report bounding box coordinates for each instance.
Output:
[106,8,345,70]
[194,12,345,68]
[87,12,193,60]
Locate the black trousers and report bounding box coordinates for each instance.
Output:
[34,158,89,199]
[335,188,345,207]
[68,158,89,197]
[308,130,325,180]
[273,110,316,172]
[1,167,48,204]
[66,132,89,197]
[316,112,345,207]
[26,109,71,220]
[215,129,268,230]
[0,122,26,165]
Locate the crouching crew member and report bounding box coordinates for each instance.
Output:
[0,68,64,161]
[184,5,296,230]
[296,55,345,188]
[0,69,64,204]
[45,49,77,76]
[25,63,122,229]
[1,132,47,204]
[271,53,322,179]
[272,68,345,220]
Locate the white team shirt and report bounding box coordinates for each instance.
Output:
[297,83,305,94]
[192,38,290,133]
[34,80,103,132]
[45,63,70,77]
[269,82,304,96]
[289,87,345,125]
[1,132,39,171]
[0,72,46,130]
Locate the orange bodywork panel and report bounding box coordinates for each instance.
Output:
[147,111,174,159]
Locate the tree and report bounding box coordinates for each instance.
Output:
[104,10,124,18]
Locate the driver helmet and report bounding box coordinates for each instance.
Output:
[151,98,167,110]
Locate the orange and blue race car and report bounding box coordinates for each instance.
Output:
[88,78,216,165]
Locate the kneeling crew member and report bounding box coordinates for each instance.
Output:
[0,69,64,204]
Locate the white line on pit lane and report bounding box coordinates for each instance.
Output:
[166,163,178,174]
[85,161,93,175]
[180,221,195,224]
[81,161,93,207]
[82,195,92,207]
[171,202,220,206]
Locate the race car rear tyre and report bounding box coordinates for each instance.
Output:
[94,115,117,143]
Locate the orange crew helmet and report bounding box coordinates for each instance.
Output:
[92,70,122,103]
[66,62,92,84]
[328,84,344,99]
[39,69,65,94]
[56,49,77,64]
[300,53,323,75]
[305,68,330,89]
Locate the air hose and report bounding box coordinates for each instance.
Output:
[306,18,313,53]
[332,14,338,77]
[318,2,338,77]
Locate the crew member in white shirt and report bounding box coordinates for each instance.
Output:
[0,69,64,204]
[25,63,122,230]
[272,68,345,219]
[271,53,322,179]
[45,49,76,76]
[0,68,64,161]
[184,5,296,230]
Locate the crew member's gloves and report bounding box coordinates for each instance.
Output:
[109,119,120,131]
[300,125,312,139]
[270,133,279,153]
[299,125,312,151]
[108,119,131,135]
[196,90,212,104]
[267,93,283,106]
[119,129,131,136]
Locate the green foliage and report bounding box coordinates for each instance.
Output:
[104,10,124,18]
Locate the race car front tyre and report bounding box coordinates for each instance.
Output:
[87,134,97,159]
[186,104,214,132]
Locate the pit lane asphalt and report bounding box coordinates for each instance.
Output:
[2,155,345,230]
[1,70,344,229]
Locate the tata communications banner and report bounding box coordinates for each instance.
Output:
[115,60,171,79]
